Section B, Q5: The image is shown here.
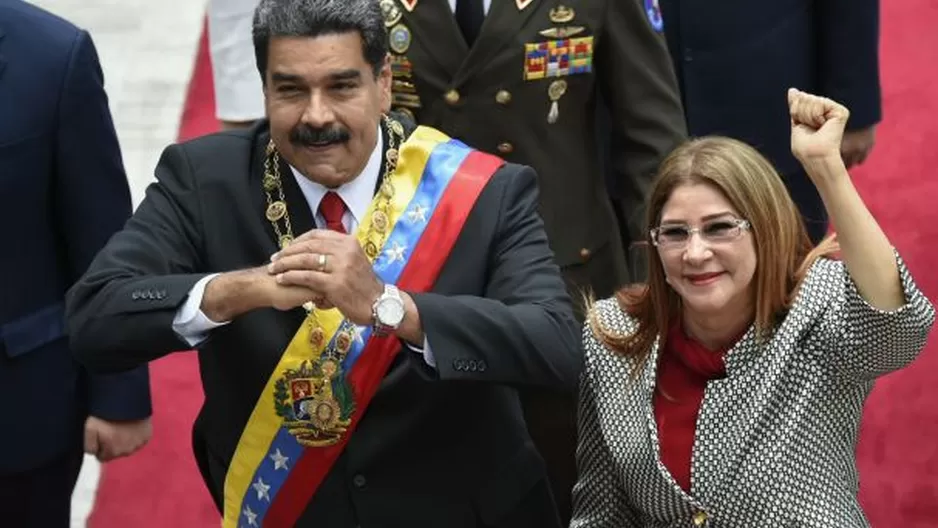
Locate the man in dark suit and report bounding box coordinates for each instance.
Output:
[658,0,881,243]
[381,2,686,517]
[65,0,581,526]
[0,2,153,525]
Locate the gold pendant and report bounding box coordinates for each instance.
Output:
[371,210,390,233]
[385,148,399,165]
[547,79,567,124]
[364,240,380,259]
[263,174,279,191]
[335,331,353,356]
[309,326,326,348]
[279,235,294,248]
[389,119,404,138]
[266,201,287,222]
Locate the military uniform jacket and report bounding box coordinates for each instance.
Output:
[572,254,935,527]
[382,0,686,288]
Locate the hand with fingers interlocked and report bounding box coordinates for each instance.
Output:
[267,229,383,326]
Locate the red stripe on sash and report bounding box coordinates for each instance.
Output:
[263,151,504,526]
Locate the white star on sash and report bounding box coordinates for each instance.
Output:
[350,325,366,345]
[243,505,258,526]
[384,241,407,263]
[407,204,428,224]
[269,449,289,470]
[252,478,271,502]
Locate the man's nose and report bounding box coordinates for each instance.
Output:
[302,91,336,127]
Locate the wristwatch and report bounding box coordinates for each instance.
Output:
[371,284,405,336]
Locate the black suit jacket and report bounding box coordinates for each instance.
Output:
[0,1,151,473]
[659,0,881,176]
[65,120,581,527]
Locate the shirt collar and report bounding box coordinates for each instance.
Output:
[289,125,383,227]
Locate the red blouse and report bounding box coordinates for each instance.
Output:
[652,324,731,492]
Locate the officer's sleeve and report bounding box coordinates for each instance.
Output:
[594,0,687,260]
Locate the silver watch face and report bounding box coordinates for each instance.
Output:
[376,297,405,326]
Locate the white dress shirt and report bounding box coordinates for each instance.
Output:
[171,128,435,366]
[447,0,492,14]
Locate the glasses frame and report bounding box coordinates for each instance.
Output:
[649,218,751,248]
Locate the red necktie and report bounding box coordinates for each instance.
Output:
[318,191,348,234]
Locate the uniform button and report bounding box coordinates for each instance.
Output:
[496,142,513,154]
[495,90,512,104]
[692,511,708,526]
[352,474,367,488]
[444,89,460,105]
[579,247,591,260]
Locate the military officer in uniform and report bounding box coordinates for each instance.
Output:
[376,0,686,521]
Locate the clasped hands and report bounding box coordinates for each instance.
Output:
[265,229,383,326]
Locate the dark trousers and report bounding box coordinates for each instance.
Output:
[785,167,829,244]
[0,448,84,527]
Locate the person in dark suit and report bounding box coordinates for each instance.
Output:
[657,0,881,243]
[0,2,153,525]
[380,1,686,517]
[65,1,581,527]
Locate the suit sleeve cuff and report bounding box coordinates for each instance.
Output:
[172,273,229,346]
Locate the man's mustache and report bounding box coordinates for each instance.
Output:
[290,124,351,147]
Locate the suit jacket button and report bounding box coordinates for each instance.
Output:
[452,359,462,371]
[477,360,487,372]
[444,89,460,105]
[132,291,140,300]
[579,248,591,261]
[468,360,478,372]
[352,474,367,488]
[495,90,511,105]
[496,142,514,154]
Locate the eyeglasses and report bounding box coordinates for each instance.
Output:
[650,218,751,248]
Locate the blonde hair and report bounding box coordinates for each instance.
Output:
[591,137,837,375]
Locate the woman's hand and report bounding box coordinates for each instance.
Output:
[789,88,850,170]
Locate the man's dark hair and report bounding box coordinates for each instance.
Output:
[252,0,388,82]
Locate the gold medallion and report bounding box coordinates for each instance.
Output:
[549,5,575,23]
[548,79,568,100]
[266,201,287,222]
[335,331,353,356]
[279,235,294,248]
[389,24,412,54]
[364,240,380,259]
[380,0,402,27]
[385,148,399,165]
[389,119,404,137]
[371,210,390,233]
[309,326,326,348]
[380,181,395,199]
[263,174,279,191]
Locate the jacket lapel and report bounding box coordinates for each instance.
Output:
[452,0,541,86]
[397,0,466,80]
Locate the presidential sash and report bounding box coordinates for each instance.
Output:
[223,126,504,527]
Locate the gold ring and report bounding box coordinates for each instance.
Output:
[318,253,327,272]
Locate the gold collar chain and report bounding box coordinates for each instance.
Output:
[261,116,405,353]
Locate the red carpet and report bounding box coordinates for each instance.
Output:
[89,2,937,526]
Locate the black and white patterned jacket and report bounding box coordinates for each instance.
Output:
[572,254,935,527]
